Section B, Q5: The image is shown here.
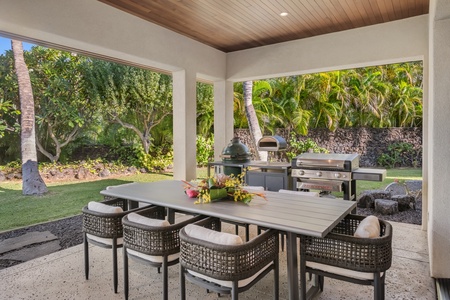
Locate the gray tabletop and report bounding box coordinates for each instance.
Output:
[100,180,356,238]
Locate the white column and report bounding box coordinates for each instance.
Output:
[213,80,234,160]
[173,69,197,181]
[428,0,450,278]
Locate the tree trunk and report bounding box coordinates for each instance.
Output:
[11,40,48,195]
[243,81,267,161]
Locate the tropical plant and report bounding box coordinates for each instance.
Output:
[377,142,421,168]
[196,135,214,166]
[136,145,173,172]
[196,82,214,137]
[286,132,329,159]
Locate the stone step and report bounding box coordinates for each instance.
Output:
[1,240,61,262]
[0,231,58,254]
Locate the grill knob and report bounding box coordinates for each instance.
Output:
[335,173,341,179]
[316,171,322,177]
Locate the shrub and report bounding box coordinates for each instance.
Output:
[196,135,214,167]
[136,145,174,172]
[286,133,328,159]
[377,142,421,168]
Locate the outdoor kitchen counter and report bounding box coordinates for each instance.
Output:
[101,180,356,300]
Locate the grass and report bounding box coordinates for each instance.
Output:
[0,173,173,232]
[354,167,422,195]
[0,167,421,232]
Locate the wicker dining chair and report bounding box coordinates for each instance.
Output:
[82,197,149,293]
[180,217,279,300]
[122,206,205,300]
[299,214,393,300]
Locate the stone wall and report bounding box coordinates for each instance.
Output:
[234,127,422,167]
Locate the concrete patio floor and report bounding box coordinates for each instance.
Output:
[0,221,435,300]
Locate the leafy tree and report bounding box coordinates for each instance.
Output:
[0,50,21,161]
[11,40,48,195]
[0,99,20,138]
[22,47,92,162]
[85,60,173,154]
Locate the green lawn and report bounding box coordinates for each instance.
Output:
[0,173,173,232]
[0,168,421,232]
[354,168,422,195]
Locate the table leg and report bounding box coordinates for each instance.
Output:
[286,231,299,300]
[167,208,175,224]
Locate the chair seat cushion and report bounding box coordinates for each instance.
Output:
[127,212,170,227]
[187,262,272,288]
[126,248,179,263]
[306,261,384,280]
[86,233,123,246]
[88,201,123,214]
[354,215,380,238]
[184,224,243,245]
[278,189,320,197]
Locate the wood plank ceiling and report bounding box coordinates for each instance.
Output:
[99,0,429,53]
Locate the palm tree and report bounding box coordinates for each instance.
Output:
[243,81,267,161]
[270,76,312,135]
[11,40,48,195]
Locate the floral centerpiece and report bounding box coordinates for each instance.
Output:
[183,173,266,204]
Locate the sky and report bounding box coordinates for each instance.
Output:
[0,37,34,55]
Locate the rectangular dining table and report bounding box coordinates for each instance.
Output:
[100,180,356,300]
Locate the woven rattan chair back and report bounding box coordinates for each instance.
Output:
[122,206,205,300]
[179,217,279,300]
[82,197,148,294]
[299,214,393,300]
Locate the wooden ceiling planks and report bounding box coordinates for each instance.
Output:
[98,0,430,52]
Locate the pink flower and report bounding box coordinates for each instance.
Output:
[185,189,199,198]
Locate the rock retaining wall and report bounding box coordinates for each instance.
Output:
[234,127,422,167]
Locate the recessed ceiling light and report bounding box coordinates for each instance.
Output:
[280,12,288,17]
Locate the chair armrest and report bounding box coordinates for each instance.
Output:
[82,199,151,238]
[300,214,393,273]
[122,207,206,256]
[180,219,279,281]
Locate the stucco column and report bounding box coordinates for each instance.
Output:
[428,0,450,278]
[173,69,197,181]
[213,80,234,160]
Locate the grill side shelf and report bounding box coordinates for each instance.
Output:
[352,168,386,181]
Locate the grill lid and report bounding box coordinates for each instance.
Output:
[221,137,251,162]
[292,153,360,171]
[257,135,287,151]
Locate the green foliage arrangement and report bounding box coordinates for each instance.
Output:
[377,142,421,168]
[196,135,214,167]
[286,132,329,159]
[136,145,174,172]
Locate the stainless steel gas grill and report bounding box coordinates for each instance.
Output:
[291,153,386,200]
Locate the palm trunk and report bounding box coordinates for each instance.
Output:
[243,81,267,161]
[11,40,48,195]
